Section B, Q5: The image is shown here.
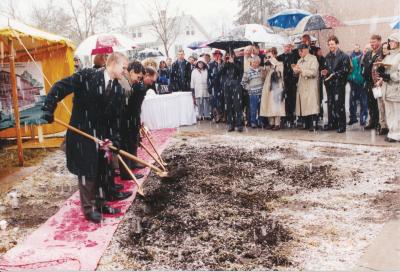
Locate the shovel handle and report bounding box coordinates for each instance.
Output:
[117,155,144,196]
[54,118,166,175]
[139,142,166,172]
[141,127,167,165]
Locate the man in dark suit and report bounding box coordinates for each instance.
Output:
[322,35,351,133]
[169,49,192,92]
[119,64,158,181]
[41,52,132,223]
[277,43,298,126]
[362,34,383,130]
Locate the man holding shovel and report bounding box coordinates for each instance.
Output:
[41,52,132,223]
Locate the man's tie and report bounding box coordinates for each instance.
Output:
[105,79,113,96]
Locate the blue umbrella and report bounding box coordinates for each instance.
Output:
[187,41,209,50]
[267,9,311,29]
[390,19,400,29]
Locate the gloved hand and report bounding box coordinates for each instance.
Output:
[378,70,390,82]
[41,110,54,124]
[376,65,385,75]
[381,73,391,82]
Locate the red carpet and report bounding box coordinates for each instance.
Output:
[0,128,175,270]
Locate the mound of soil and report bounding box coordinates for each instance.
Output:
[119,145,340,270]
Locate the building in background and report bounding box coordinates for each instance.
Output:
[128,14,211,59]
[313,0,400,52]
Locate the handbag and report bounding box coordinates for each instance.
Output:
[372,86,382,99]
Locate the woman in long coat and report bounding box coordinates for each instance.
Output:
[293,45,320,130]
[260,48,286,130]
[380,33,400,142]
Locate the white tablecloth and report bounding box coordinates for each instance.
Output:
[140,92,197,130]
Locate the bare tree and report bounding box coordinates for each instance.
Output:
[31,0,73,39]
[144,0,181,57]
[0,0,21,19]
[284,0,317,12]
[66,0,114,43]
[236,0,284,25]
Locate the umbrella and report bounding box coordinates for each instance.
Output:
[137,48,164,59]
[294,14,343,34]
[207,35,252,52]
[75,33,138,56]
[267,9,311,29]
[231,24,289,46]
[390,18,400,29]
[207,24,288,51]
[187,41,209,50]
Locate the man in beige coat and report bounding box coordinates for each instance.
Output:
[292,44,320,131]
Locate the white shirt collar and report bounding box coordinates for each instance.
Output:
[104,69,111,85]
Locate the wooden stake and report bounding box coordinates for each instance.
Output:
[9,39,24,166]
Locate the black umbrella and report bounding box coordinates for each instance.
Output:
[207,26,253,52]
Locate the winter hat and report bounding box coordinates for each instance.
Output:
[388,32,400,43]
[212,49,223,55]
[195,57,207,65]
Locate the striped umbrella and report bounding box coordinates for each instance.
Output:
[267,9,311,29]
[294,14,343,34]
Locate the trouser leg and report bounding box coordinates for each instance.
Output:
[195,98,201,118]
[233,86,243,128]
[78,175,98,216]
[360,86,368,125]
[349,82,358,122]
[224,88,234,127]
[336,85,346,129]
[377,97,388,129]
[367,85,379,127]
[204,97,211,118]
[326,86,335,127]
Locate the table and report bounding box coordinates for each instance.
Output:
[140,92,197,130]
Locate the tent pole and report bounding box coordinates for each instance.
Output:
[9,38,24,166]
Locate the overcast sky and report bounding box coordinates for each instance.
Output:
[10,0,240,37]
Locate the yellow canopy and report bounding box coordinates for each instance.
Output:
[0,16,75,138]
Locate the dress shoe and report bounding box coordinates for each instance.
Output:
[237,127,243,132]
[323,124,336,131]
[337,127,346,133]
[132,163,146,169]
[98,205,121,214]
[227,126,234,132]
[378,128,389,135]
[106,191,133,201]
[272,125,281,131]
[347,120,358,125]
[135,173,144,179]
[111,184,124,191]
[85,211,102,223]
[385,136,398,143]
[364,123,376,130]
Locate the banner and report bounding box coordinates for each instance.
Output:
[0,62,46,130]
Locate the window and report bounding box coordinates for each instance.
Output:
[186,25,195,36]
[131,27,142,39]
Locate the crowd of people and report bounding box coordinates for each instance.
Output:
[143,33,400,143]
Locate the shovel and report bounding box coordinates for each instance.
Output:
[117,154,145,196]
[140,126,168,167]
[54,118,169,178]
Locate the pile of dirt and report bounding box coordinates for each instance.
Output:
[118,145,340,270]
